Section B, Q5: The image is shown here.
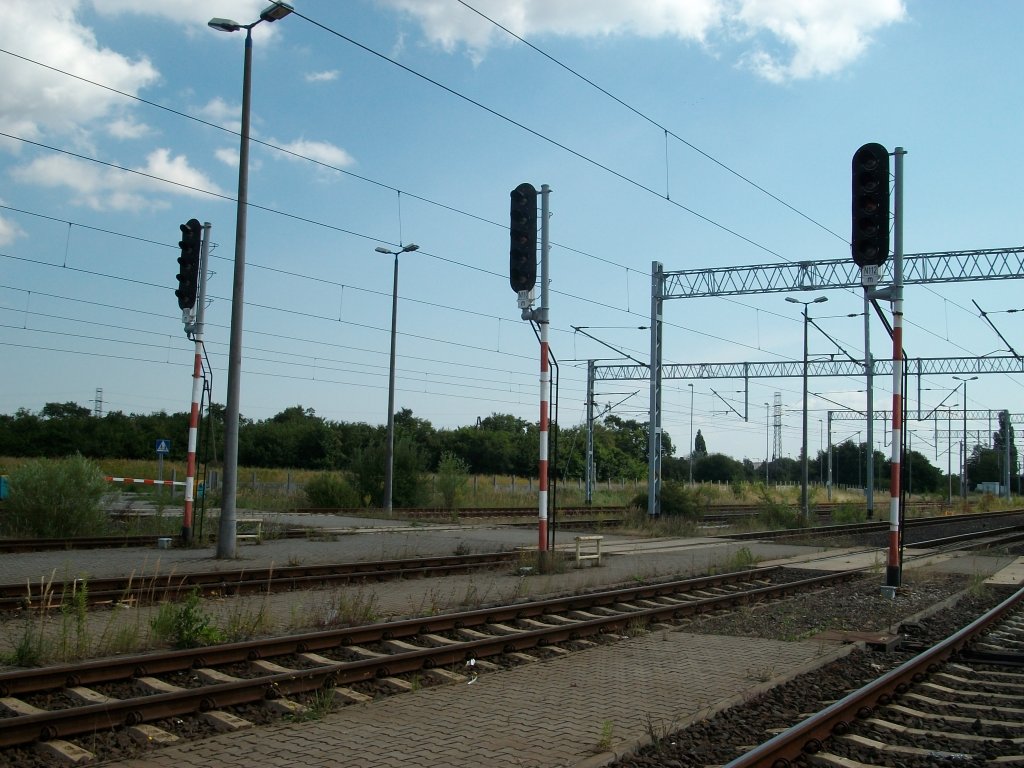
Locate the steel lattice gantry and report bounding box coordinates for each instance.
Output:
[661,246,1024,298]
[634,246,1024,516]
[596,354,1024,382]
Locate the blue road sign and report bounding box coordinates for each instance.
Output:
[155,439,171,455]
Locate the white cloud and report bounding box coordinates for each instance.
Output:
[11,149,225,211]
[305,70,340,83]
[215,147,240,168]
[735,0,906,82]
[0,1,159,144]
[107,117,151,139]
[377,0,723,59]
[143,148,225,196]
[375,0,906,81]
[91,0,288,41]
[198,97,242,132]
[275,139,355,169]
[0,212,25,248]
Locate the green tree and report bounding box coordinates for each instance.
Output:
[394,408,439,465]
[238,406,336,469]
[693,452,743,483]
[694,429,707,456]
[904,449,944,494]
[350,436,427,507]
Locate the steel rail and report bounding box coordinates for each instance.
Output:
[0,551,522,610]
[0,568,860,748]
[0,567,789,696]
[722,582,1024,767]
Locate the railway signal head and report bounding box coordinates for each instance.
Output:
[850,142,890,268]
[509,182,537,292]
[176,218,202,310]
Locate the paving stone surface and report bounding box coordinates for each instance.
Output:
[104,627,846,768]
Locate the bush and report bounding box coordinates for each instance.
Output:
[830,503,865,524]
[304,472,360,508]
[436,452,469,510]
[630,481,706,519]
[754,484,806,530]
[2,455,109,537]
[150,590,224,648]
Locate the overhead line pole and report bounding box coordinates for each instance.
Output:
[537,184,551,556]
[647,262,663,516]
[883,146,906,593]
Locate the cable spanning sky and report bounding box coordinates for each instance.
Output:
[1,0,1021,465]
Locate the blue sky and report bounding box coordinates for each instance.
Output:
[1,0,1022,467]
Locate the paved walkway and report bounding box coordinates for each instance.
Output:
[3,513,1018,767]
[107,629,848,768]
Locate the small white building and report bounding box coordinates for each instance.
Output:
[975,481,1003,495]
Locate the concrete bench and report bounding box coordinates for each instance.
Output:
[574,535,603,566]
[236,518,263,544]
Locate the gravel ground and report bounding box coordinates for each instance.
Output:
[610,573,1016,768]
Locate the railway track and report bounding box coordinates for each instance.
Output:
[0,504,1005,554]
[724,507,1024,542]
[296,500,952,520]
[4,510,1021,611]
[0,552,523,611]
[724,581,1024,767]
[0,566,859,761]
[0,528,316,554]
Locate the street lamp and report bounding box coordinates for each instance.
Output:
[375,243,420,514]
[785,295,828,520]
[208,1,293,559]
[952,375,977,504]
[688,382,694,485]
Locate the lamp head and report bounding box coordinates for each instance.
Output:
[402,243,420,253]
[813,296,828,304]
[785,297,799,304]
[374,246,391,254]
[209,17,242,32]
[260,2,294,22]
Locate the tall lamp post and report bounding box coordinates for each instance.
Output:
[764,401,770,484]
[688,382,694,485]
[946,408,953,504]
[208,1,293,559]
[375,243,419,515]
[952,375,977,505]
[818,418,824,485]
[786,295,828,520]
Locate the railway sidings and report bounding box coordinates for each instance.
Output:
[0,507,1022,766]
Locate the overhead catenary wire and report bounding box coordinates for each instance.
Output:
[0,18,1008,430]
[0,43,992,373]
[453,0,847,244]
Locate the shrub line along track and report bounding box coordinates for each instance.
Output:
[723,582,1024,767]
[0,567,860,752]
